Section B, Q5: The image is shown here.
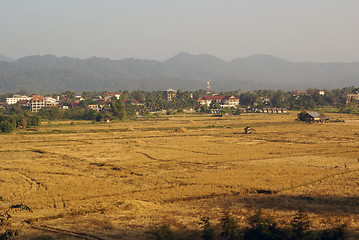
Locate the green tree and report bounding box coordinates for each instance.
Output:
[297,110,307,121]
[290,209,311,240]
[81,91,89,101]
[209,100,220,109]
[244,209,282,240]
[110,100,125,120]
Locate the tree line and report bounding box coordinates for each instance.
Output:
[148,209,347,240]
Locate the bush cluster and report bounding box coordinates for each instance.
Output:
[148,209,347,240]
[0,114,40,133]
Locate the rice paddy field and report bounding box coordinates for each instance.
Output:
[0,111,359,239]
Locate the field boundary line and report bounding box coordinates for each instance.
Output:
[278,168,359,193]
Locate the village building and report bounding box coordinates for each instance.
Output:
[88,104,101,111]
[75,95,84,102]
[262,108,288,113]
[318,90,325,96]
[221,96,240,107]
[292,90,308,97]
[17,99,30,108]
[163,89,177,101]
[6,94,32,105]
[104,92,121,100]
[30,95,45,112]
[304,112,320,122]
[45,97,59,107]
[345,92,359,105]
[196,95,239,108]
[302,112,330,123]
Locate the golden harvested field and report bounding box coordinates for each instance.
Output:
[1,112,359,239]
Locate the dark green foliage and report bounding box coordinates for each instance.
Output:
[110,100,125,120]
[29,115,41,127]
[244,209,284,240]
[297,110,307,121]
[0,114,36,133]
[200,105,209,113]
[0,120,14,133]
[148,210,348,240]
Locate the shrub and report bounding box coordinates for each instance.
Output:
[147,225,176,240]
[220,211,239,240]
[199,216,215,240]
[289,209,311,239]
[319,224,347,240]
[244,209,285,240]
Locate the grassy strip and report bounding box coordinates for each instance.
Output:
[163,192,235,203]
[26,208,104,223]
[19,130,77,135]
[278,168,359,193]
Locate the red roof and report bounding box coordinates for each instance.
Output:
[292,90,308,96]
[32,95,44,101]
[70,102,80,107]
[18,100,29,104]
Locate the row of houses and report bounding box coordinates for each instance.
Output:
[196,95,240,108]
[4,92,146,113]
[256,108,288,113]
[345,92,359,105]
[6,94,61,112]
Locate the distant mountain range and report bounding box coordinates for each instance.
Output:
[0,54,15,62]
[0,52,358,93]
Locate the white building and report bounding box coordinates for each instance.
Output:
[45,97,59,107]
[6,94,32,105]
[318,90,325,96]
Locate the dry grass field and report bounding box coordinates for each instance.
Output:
[1,112,359,239]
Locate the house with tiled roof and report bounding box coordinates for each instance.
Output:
[197,95,239,108]
[104,92,121,100]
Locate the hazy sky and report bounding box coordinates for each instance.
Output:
[1,0,358,62]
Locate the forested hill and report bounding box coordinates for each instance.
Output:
[0,53,359,93]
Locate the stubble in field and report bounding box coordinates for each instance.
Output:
[1,112,358,239]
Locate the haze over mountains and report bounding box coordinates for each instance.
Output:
[0,52,358,93]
